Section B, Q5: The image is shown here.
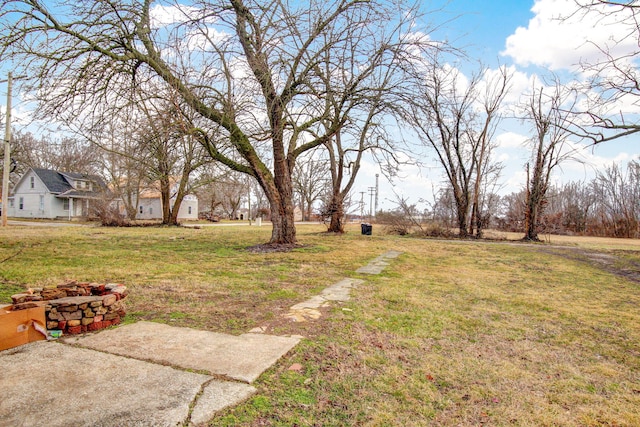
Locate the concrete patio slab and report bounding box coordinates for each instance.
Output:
[190,380,257,426]
[64,321,300,383]
[0,341,210,427]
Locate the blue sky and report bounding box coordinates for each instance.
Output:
[1,0,638,212]
[433,0,536,61]
[356,0,640,211]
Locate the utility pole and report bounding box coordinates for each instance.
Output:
[368,186,375,223]
[374,173,379,217]
[359,191,365,220]
[2,72,12,228]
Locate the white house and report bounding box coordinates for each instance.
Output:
[134,187,199,221]
[7,168,108,220]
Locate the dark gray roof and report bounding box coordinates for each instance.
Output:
[32,168,107,196]
[32,168,73,194]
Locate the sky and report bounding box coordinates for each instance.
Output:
[1,0,638,214]
[353,0,640,213]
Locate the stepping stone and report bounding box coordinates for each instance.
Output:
[284,278,363,322]
[356,250,403,274]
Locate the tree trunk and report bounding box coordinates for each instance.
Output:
[524,162,544,241]
[159,176,172,225]
[262,158,297,244]
[327,192,345,233]
[269,196,297,244]
[169,193,184,225]
[524,201,540,241]
[454,192,469,238]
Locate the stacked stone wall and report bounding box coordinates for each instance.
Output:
[10,281,127,335]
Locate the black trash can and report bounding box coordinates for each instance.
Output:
[361,223,372,235]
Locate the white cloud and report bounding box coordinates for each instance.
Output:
[149,4,197,28]
[496,131,528,149]
[502,169,528,194]
[185,26,231,51]
[501,0,639,71]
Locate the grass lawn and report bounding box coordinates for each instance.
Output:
[1,223,638,426]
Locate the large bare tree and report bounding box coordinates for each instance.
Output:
[310,7,430,234]
[405,62,510,237]
[521,82,578,241]
[0,0,434,245]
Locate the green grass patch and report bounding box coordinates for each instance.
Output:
[1,224,639,425]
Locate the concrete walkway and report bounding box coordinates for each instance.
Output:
[0,249,402,426]
[0,322,299,427]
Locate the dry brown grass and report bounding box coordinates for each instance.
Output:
[1,223,638,425]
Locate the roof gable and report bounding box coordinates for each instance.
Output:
[32,168,73,193]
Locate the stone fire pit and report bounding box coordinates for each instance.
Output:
[10,281,127,335]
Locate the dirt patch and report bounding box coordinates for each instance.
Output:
[536,246,640,284]
[246,243,304,253]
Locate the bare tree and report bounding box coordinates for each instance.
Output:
[10,131,101,176]
[521,81,579,241]
[591,160,640,237]
[0,0,436,245]
[566,1,640,143]
[135,97,209,225]
[100,125,148,221]
[292,153,329,222]
[497,191,526,232]
[311,7,430,234]
[405,62,510,237]
[557,181,596,234]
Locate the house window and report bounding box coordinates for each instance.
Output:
[19,197,24,210]
[139,205,143,214]
[30,176,35,189]
[39,195,44,211]
[63,199,69,211]
[149,207,153,215]
[188,206,192,215]
[9,199,14,208]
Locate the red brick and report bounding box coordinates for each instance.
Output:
[67,325,82,334]
[57,320,67,330]
[88,321,103,331]
[111,317,121,326]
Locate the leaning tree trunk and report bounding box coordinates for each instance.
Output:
[169,193,185,225]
